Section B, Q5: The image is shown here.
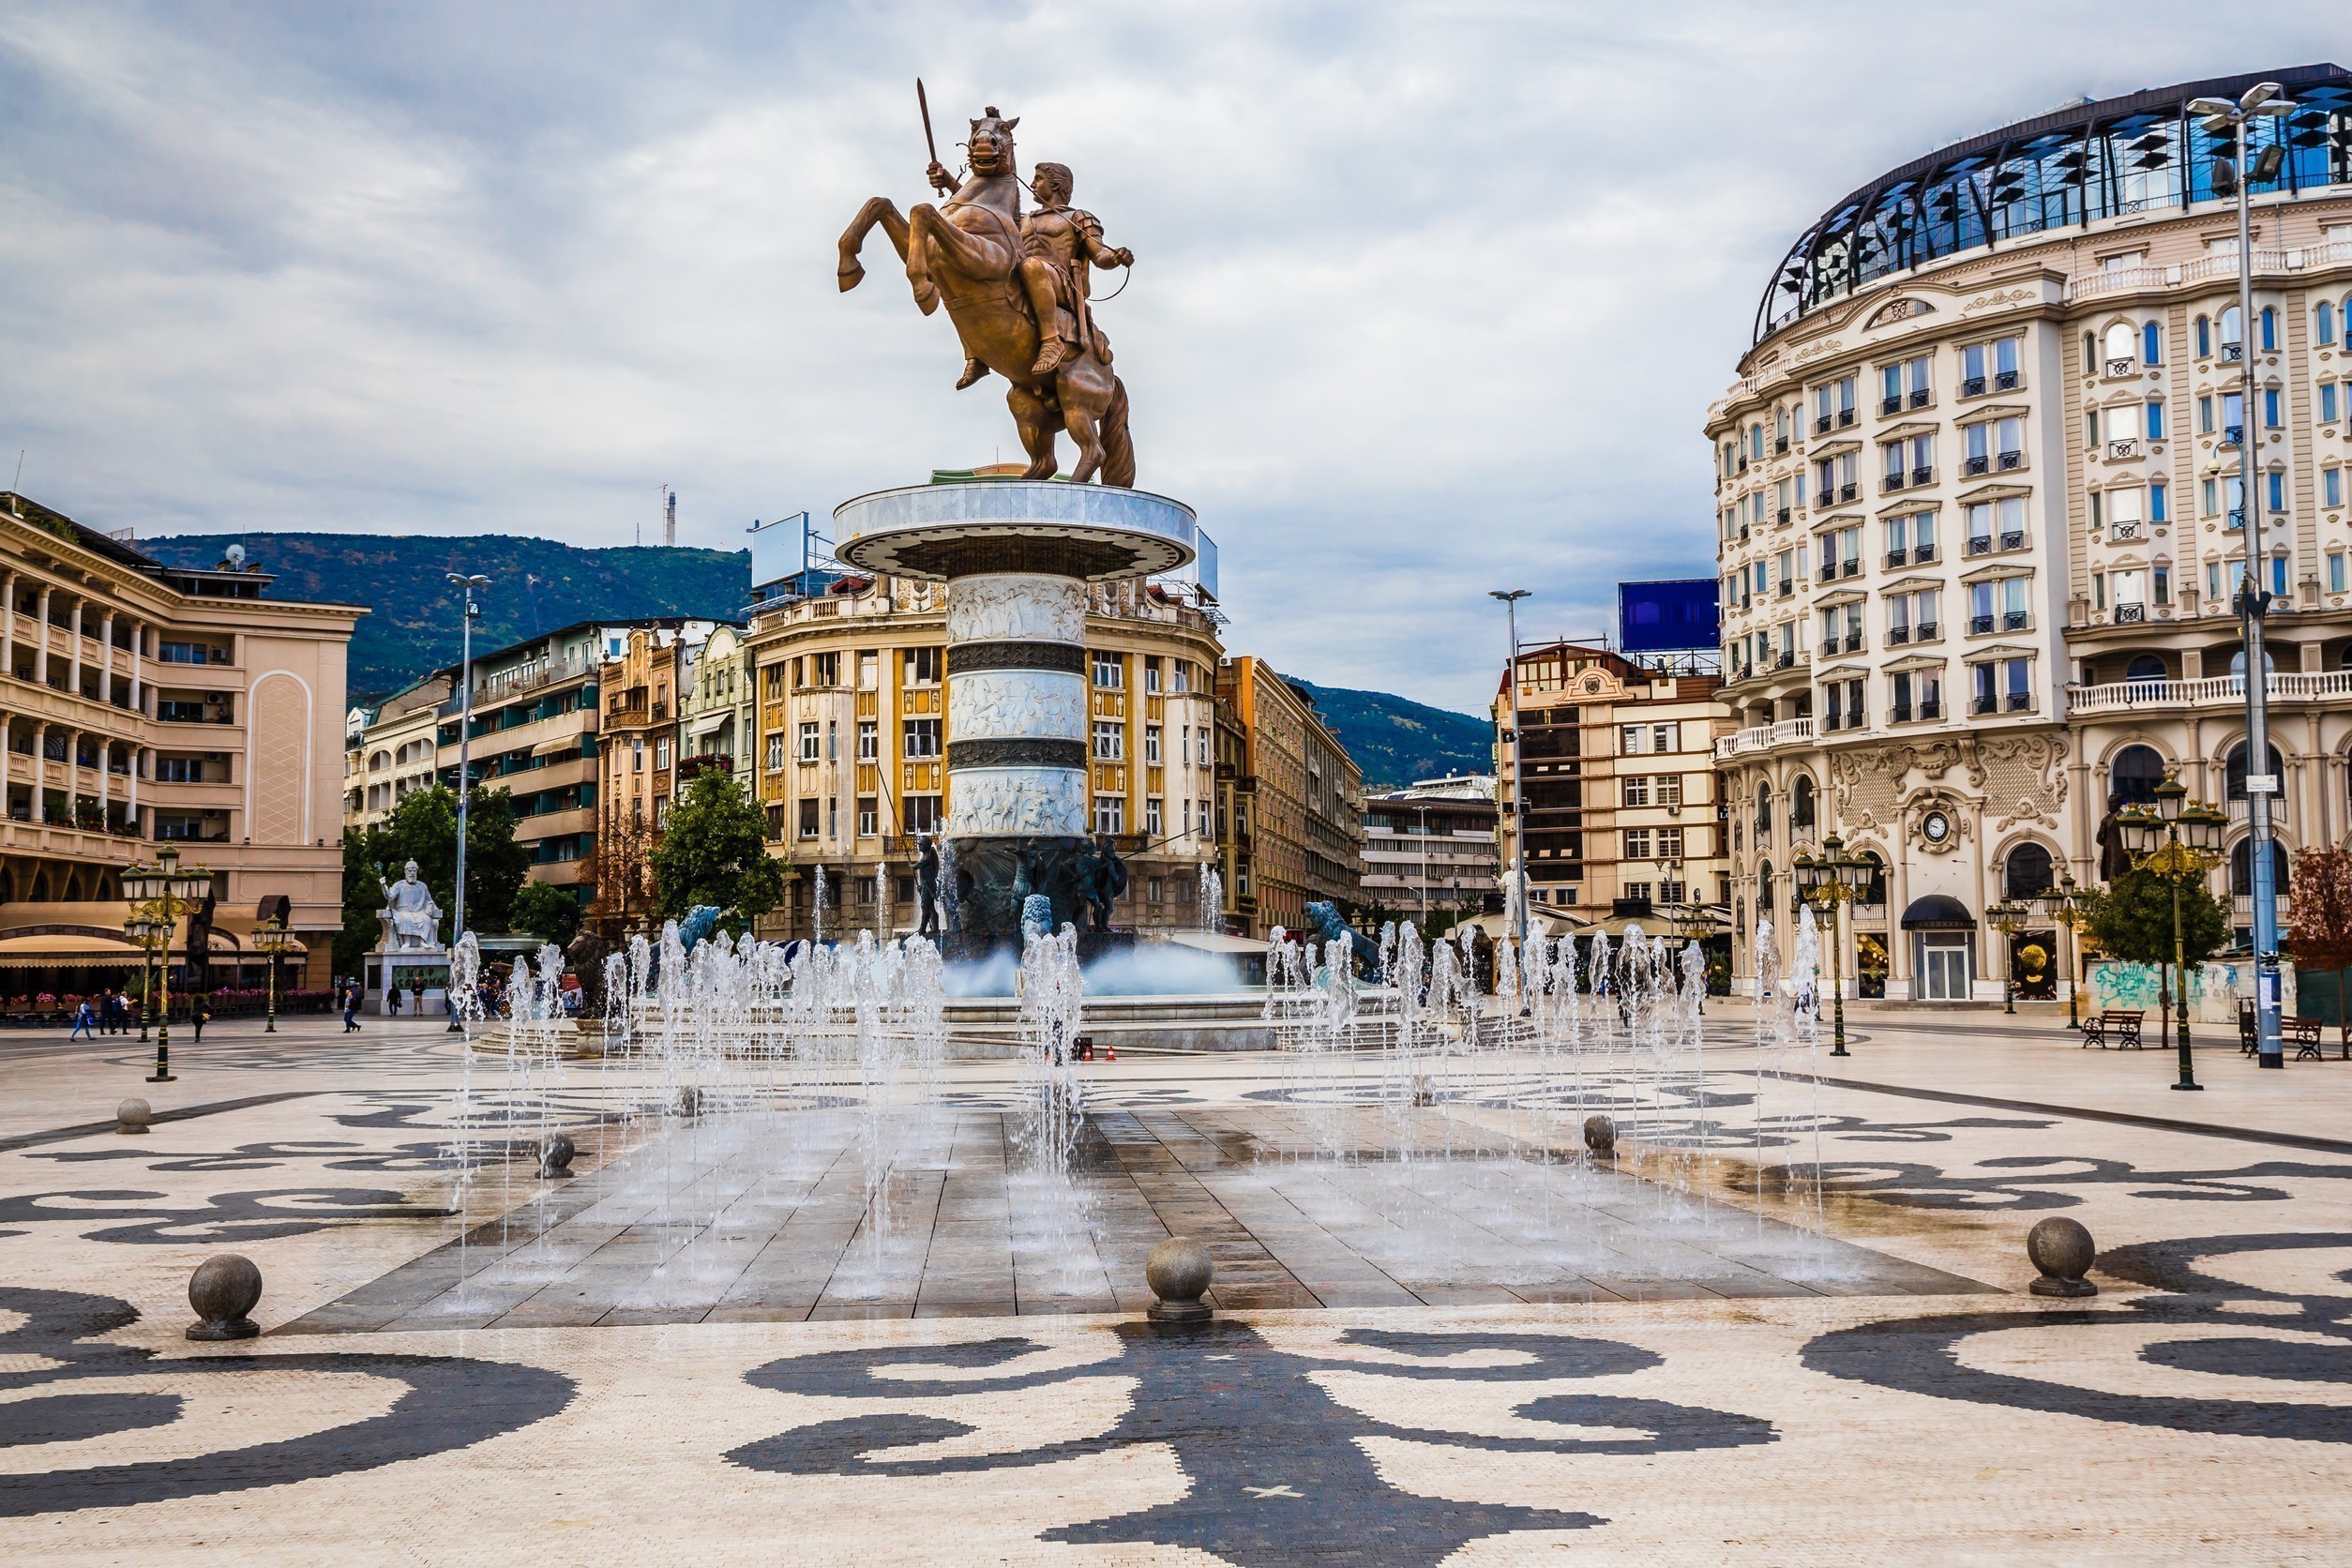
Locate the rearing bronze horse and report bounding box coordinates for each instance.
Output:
[837,108,1134,486]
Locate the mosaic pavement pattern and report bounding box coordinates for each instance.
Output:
[3,1014,2351,1562]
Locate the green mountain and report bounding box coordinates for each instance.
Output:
[139,534,752,701]
[1284,675,1492,792]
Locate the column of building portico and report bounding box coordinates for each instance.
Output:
[98,611,113,707]
[33,586,50,688]
[127,619,143,715]
[1885,822,1913,1001]
[127,745,142,840]
[1,571,14,678]
[68,599,83,699]
[28,720,44,827]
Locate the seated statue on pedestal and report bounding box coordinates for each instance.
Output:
[377,860,445,951]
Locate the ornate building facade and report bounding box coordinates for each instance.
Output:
[1707,65,2352,1001]
[744,572,1227,939]
[1214,656,1364,936]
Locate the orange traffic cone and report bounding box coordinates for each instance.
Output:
[1106,1042,1117,1062]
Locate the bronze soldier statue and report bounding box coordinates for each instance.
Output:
[1014,161,1132,379]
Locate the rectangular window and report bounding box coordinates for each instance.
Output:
[1622,775,1651,807]
[2273,555,2290,596]
[2005,658,2030,710]
[655,738,671,770]
[902,645,942,685]
[1198,728,1211,765]
[1657,774,1682,807]
[797,798,820,838]
[2323,383,2341,423]
[2269,472,2286,512]
[2146,400,2165,440]
[857,650,879,690]
[1093,720,1123,761]
[1171,660,1192,693]
[2265,388,2283,429]
[2329,469,2344,508]
[1658,826,1684,858]
[811,651,839,687]
[902,717,941,759]
[2209,560,2224,601]
[1092,651,1123,688]
[1620,724,1647,755]
[856,797,878,837]
[2154,566,2171,606]
[2198,394,2213,433]
[857,720,878,761]
[1144,724,1163,764]
[2332,552,2347,593]
[1623,828,1651,859]
[2151,481,2168,522]
[1143,656,1163,694]
[904,793,942,835]
[2144,321,2163,365]
[1093,794,1125,834]
[1146,797,1163,836]
[631,740,644,774]
[765,733,785,771]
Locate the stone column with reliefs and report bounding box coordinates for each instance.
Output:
[835,479,1197,950]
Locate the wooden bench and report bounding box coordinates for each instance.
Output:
[2288,1016,2326,1062]
[2081,1010,2144,1049]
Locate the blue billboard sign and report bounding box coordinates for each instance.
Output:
[1618,579,1720,653]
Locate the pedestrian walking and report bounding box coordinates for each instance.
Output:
[342,987,360,1032]
[115,990,134,1034]
[385,985,401,1018]
[68,1000,96,1040]
[191,996,209,1043]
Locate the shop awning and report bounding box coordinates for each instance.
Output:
[0,933,144,968]
[1900,894,1976,930]
[532,736,585,759]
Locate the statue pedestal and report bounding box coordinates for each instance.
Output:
[835,479,1193,946]
[365,949,451,1018]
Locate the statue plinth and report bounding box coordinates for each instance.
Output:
[363,947,451,1018]
[836,479,1193,942]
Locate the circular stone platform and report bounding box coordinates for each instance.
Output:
[834,479,1197,581]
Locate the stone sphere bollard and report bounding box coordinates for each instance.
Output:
[1583,1114,1618,1160]
[186,1254,264,1340]
[116,1097,152,1136]
[2026,1216,2098,1298]
[538,1132,576,1180]
[1145,1235,1214,1326]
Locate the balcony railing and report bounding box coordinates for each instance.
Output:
[1886,549,1908,568]
[2006,692,2033,711]
[1712,716,1816,760]
[1968,614,1995,635]
[1913,466,1934,486]
[2003,611,2029,630]
[1777,506,1792,525]
[1888,626,1910,645]
[2222,342,2244,362]
[1911,387,1931,409]
[1819,638,1839,657]
[1839,407,1856,429]
[1998,449,2023,470]
[1965,455,1989,475]
[1921,698,1943,719]
[2105,357,2135,377]
[1917,622,1940,641]
[1889,701,1912,722]
[2115,602,2147,623]
[1839,482,1859,502]
[2109,520,2144,541]
[1962,376,1986,397]
[1841,557,1861,578]
[1972,695,1998,715]
[1843,633,1863,654]
[2108,438,2139,460]
[2070,669,2352,715]
[1774,436,1790,455]
[1968,535,1994,556]
[2001,530,2026,550]
[1881,395,1902,415]
[1914,542,1937,564]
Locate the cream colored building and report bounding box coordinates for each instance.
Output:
[746,575,1225,938]
[344,672,449,831]
[1707,65,2352,1003]
[680,624,755,798]
[1492,643,1730,932]
[0,492,359,988]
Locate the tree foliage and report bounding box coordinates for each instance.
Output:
[587,813,656,938]
[511,880,583,948]
[335,785,533,970]
[649,772,783,926]
[2081,866,2230,969]
[2284,846,2352,973]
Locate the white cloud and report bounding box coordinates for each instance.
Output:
[0,1,2342,709]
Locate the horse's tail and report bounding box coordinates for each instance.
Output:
[1100,375,1135,488]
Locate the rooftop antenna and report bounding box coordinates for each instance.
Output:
[664,486,677,547]
[10,449,22,497]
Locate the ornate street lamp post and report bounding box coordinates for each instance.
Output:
[1987,900,2028,1015]
[1794,830,1871,1058]
[2118,773,2229,1093]
[2044,872,2088,1032]
[121,848,214,1083]
[251,914,294,1034]
[122,908,164,1046]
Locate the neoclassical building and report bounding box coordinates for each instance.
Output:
[1707,65,2352,1002]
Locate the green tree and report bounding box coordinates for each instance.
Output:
[649,772,783,926]
[334,828,383,976]
[2082,866,2230,1033]
[511,879,584,948]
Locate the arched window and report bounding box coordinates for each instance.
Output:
[2231,838,2291,896]
[1791,775,1817,829]
[2321,299,2339,348]
[2260,307,2278,353]
[1755,782,1773,837]
[2125,654,2168,685]
[2225,741,2286,800]
[2228,648,2278,676]
[2103,322,2136,366]
[2143,320,2163,365]
[2195,315,2212,357]
[1856,848,1887,906]
[2111,744,2165,806]
[2004,842,2055,899]
[1756,862,1775,914]
[2220,306,2243,354]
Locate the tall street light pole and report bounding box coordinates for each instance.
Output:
[445,573,489,1032]
[2120,774,2229,1092]
[2187,81,2297,1069]
[1490,591,1530,967]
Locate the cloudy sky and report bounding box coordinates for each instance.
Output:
[0,4,2343,711]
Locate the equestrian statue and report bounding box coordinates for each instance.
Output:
[838,90,1137,486]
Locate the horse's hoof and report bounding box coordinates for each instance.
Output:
[837,262,866,292]
[914,286,941,316]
